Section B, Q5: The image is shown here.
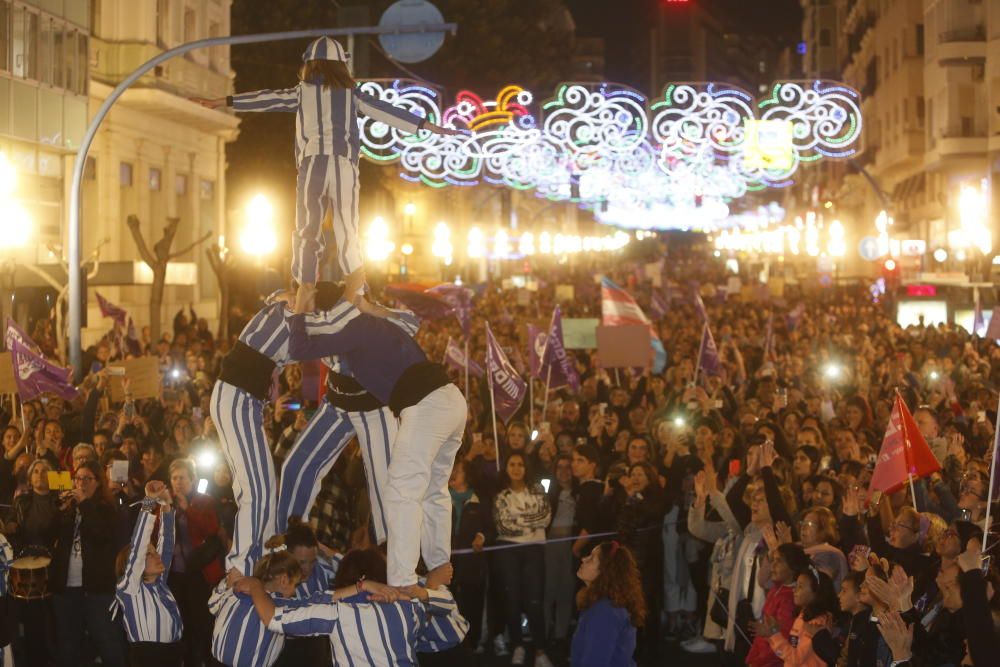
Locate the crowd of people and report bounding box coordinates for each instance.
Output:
[0,242,996,667]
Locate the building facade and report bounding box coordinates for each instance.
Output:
[1,0,237,348]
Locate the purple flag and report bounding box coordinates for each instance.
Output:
[486,324,527,423]
[974,289,985,337]
[5,318,41,356]
[527,324,545,379]
[124,317,143,357]
[697,323,723,378]
[693,292,708,323]
[443,336,484,378]
[385,285,454,321]
[986,307,1000,341]
[542,306,581,392]
[96,291,129,326]
[8,327,79,401]
[428,284,475,340]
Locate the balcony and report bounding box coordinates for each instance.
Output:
[937,26,987,65]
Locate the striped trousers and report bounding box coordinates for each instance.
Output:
[276,402,397,544]
[294,155,360,286]
[210,381,277,575]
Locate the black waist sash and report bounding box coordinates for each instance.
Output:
[218,342,276,401]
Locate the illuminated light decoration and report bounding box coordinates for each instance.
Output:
[519,232,535,256]
[934,248,948,263]
[431,222,453,264]
[467,227,486,258]
[494,229,511,259]
[365,216,395,261]
[827,219,846,257]
[354,79,863,228]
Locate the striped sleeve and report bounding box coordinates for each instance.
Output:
[117,505,156,595]
[0,534,11,597]
[416,588,469,653]
[386,308,421,337]
[354,90,426,134]
[269,600,340,637]
[230,87,300,112]
[286,304,365,361]
[159,508,176,574]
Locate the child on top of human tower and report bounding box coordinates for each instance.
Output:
[194,36,461,313]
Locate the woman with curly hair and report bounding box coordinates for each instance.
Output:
[571,541,646,667]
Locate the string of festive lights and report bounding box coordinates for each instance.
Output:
[355,79,862,228]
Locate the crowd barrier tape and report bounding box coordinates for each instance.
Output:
[451,522,667,555]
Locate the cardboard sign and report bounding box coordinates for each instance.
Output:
[107,356,162,402]
[0,352,15,394]
[562,318,599,349]
[47,470,72,491]
[596,325,652,369]
[555,284,575,302]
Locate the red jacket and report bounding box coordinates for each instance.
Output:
[746,584,796,667]
[182,492,224,585]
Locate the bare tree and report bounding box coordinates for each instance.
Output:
[126,215,211,341]
[205,243,233,343]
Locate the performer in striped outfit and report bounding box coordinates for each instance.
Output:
[209,551,319,667]
[285,296,468,587]
[113,481,183,667]
[276,304,420,544]
[233,550,466,667]
[0,532,12,667]
[193,37,461,311]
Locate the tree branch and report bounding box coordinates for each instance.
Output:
[126,215,158,267]
[170,231,213,261]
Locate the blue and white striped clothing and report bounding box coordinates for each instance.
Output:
[287,300,427,405]
[0,533,12,597]
[114,505,183,643]
[237,302,293,365]
[322,306,420,375]
[269,588,464,666]
[295,552,342,599]
[209,582,320,667]
[230,86,426,167]
[415,590,470,653]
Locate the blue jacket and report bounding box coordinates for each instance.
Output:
[570,598,636,667]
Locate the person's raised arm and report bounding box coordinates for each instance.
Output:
[354,91,465,137]
[193,87,299,113]
[118,495,160,595]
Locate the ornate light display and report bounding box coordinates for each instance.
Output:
[356,79,862,230]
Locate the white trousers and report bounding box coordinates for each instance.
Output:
[385,383,467,586]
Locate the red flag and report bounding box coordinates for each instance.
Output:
[869,394,941,494]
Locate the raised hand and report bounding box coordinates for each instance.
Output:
[876,611,913,662]
[775,521,793,546]
[957,539,985,573]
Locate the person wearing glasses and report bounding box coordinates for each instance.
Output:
[50,459,126,667]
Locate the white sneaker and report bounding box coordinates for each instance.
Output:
[510,646,526,665]
[493,634,510,657]
[681,637,717,654]
[534,652,555,667]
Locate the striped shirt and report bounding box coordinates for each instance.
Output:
[295,552,342,599]
[287,301,427,405]
[0,533,12,597]
[230,85,426,167]
[209,582,320,667]
[269,588,465,666]
[323,307,420,376]
[114,504,183,643]
[239,302,361,366]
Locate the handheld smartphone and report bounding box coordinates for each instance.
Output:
[576,437,587,446]
[286,402,302,411]
[978,411,987,423]
[110,460,130,484]
[598,403,607,417]
[728,459,741,477]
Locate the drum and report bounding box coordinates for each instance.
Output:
[9,555,51,600]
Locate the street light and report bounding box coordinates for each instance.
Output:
[365,216,394,261]
[467,227,485,258]
[0,152,31,249]
[431,222,453,266]
[240,194,277,257]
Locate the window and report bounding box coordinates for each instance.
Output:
[38,16,52,85]
[916,23,924,56]
[209,20,221,71]
[916,97,925,125]
[157,0,170,47]
[0,2,10,73]
[12,6,39,80]
[76,33,87,94]
[51,21,63,88]
[149,167,162,191]
[64,30,77,94]
[184,8,196,43]
[200,179,214,200]
[175,174,188,196]
[84,156,97,180]
[819,29,831,47]
[961,116,974,137]
[120,162,133,187]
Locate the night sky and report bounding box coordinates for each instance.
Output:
[566,0,803,83]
